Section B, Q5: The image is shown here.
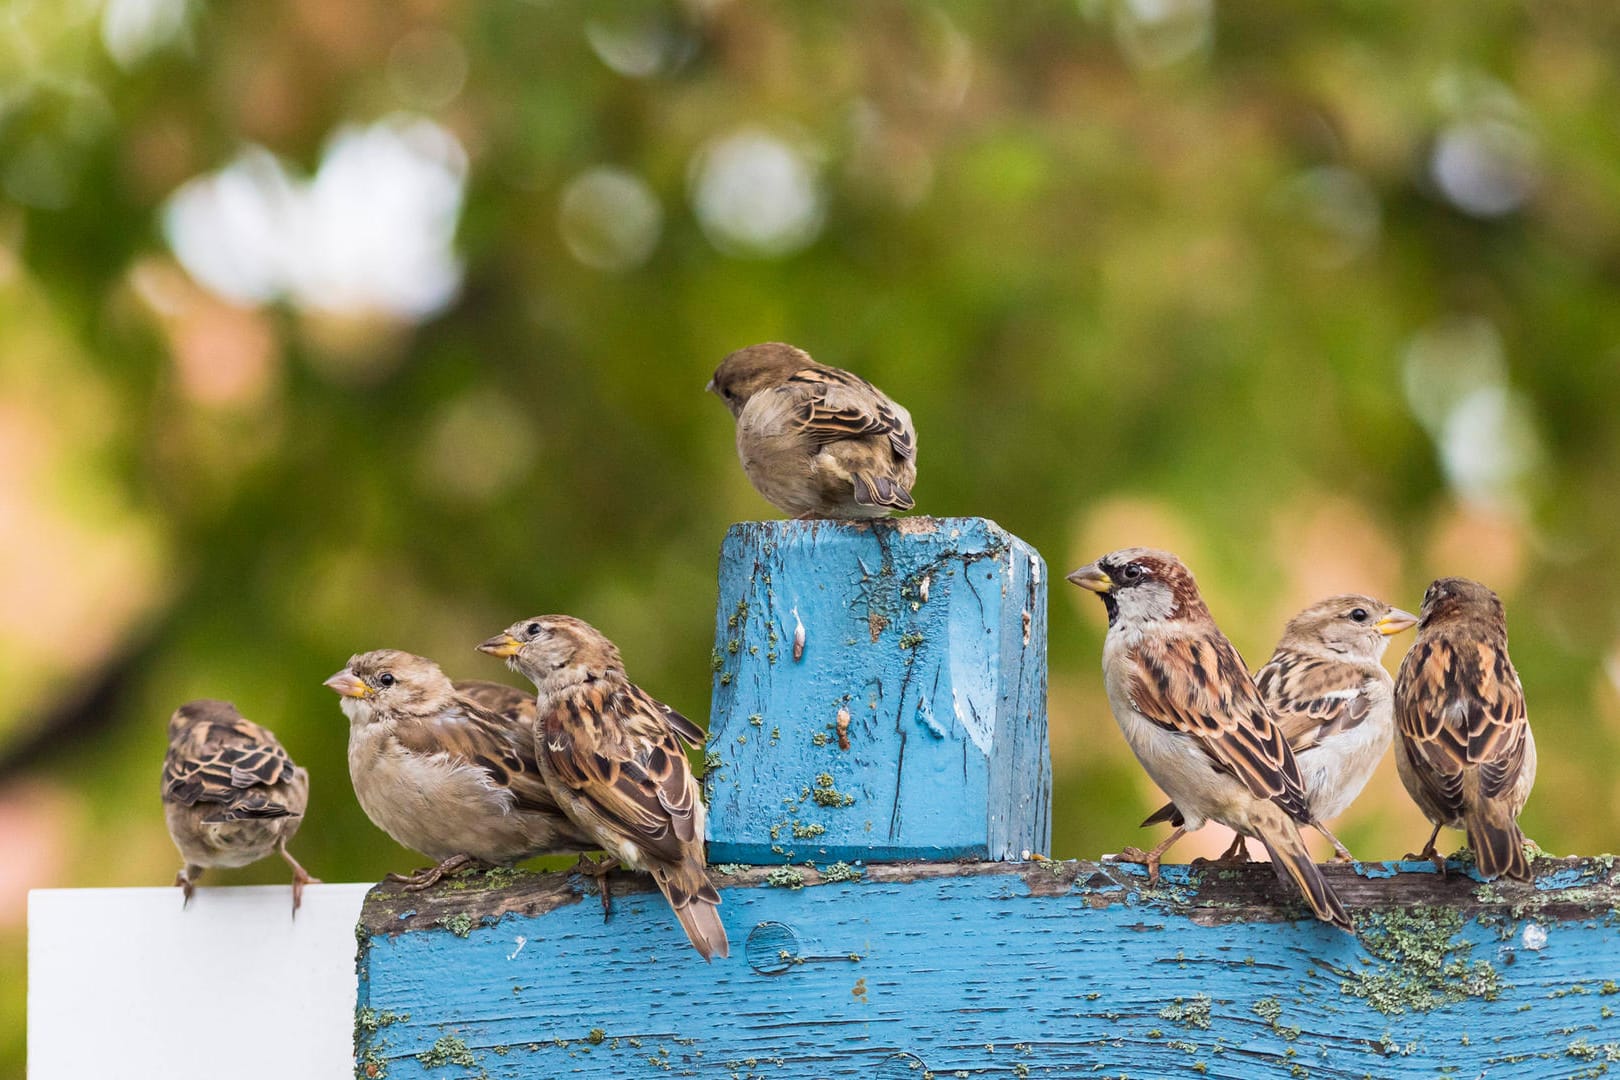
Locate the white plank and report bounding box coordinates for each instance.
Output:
[28,884,369,1080]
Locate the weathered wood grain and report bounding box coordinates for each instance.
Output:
[704,517,1050,865]
[356,855,1620,1079]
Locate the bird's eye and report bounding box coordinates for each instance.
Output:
[1122,564,1144,583]
[378,672,395,687]
[1349,608,1369,623]
[526,622,542,637]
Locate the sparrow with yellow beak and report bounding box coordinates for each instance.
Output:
[1143,594,1417,861]
[480,616,728,960]
[1069,549,1352,931]
[326,650,593,890]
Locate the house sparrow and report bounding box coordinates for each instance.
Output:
[479,616,729,960]
[161,699,316,913]
[707,342,917,519]
[1143,594,1418,861]
[1068,549,1352,931]
[1393,577,1537,881]
[325,650,594,890]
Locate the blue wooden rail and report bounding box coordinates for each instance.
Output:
[353,518,1620,1080]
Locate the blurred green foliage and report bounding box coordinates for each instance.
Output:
[7,0,1620,1069]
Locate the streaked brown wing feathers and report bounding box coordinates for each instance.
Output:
[1129,634,1311,822]
[788,368,914,460]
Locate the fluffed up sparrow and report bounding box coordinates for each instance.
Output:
[326,650,594,890]
[479,615,729,960]
[1069,549,1352,931]
[1144,594,1417,861]
[707,342,917,519]
[161,699,317,912]
[1394,577,1538,881]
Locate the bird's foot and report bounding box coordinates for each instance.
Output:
[175,870,195,909]
[1401,846,1447,877]
[279,843,319,914]
[571,854,622,916]
[388,854,482,892]
[1115,846,1163,884]
[1193,834,1250,867]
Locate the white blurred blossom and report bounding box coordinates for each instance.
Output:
[1112,0,1214,71]
[558,167,663,272]
[101,0,190,69]
[163,115,468,321]
[689,128,824,258]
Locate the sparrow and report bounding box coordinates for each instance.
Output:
[1068,549,1352,931]
[161,699,316,912]
[479,615,729,960]
[707,341,917,519]
[325,650,595,890]
[1143,594,1418,861]
[1393,577,1538,881]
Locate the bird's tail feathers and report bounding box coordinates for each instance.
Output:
[1465,803,1532,882]
[1141,802,1182,828]
[852,472,914,511]
[653,864,729,961]
[1257,818,1353,933]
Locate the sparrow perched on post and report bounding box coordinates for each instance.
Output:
[707,342,917,519]
[1068,549,1352,931]
[1393,577,1538,881]
[479,616,729,960]
[161,700,316,912]
[325,650,594,890]
[1143,594,1418,861]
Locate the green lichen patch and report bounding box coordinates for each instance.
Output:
[811,772,856,808]
[791,822,826,839]
[766,867,806,890]
[434,912,479,938]
[441,865,532,892]
[1250,997,1299,1040]
[897,631,925,649]
[355,1007,410,1041]
[712,863,748,876]
[417,1035,479,1069]
[1159,993,1212,1030]
[820,861,864,883]
[1338,907,1505,1015]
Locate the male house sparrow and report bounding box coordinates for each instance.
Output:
[326,650,594,890]
[161,699,316,912]
[1393,577,1538,881]
[1069,549,1352,930]
[479,616,729,960]
[707,342,917,519]
[1144,595,1418,861]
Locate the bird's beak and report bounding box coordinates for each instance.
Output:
[1067,563,1113,593]
[323,670,370,698]
[1375,609,1419,636]
[478,633,521,658]
[704,378,717,396]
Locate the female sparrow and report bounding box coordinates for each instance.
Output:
[1144,594,1417,861]
[161,699,317,912]
[326,650,594,890]
[479,616,728,960]
[707,342,917,519]
[1069,549,1352,931]
[1393,577,1537,881]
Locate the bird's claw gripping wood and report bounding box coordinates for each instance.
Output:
[1192,834,1251,868]
[387,854,486,892]
[570,854,621,916]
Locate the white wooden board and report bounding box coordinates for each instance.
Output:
[28,884,369,1080]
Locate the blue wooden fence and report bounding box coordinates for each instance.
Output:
[354,518,1620,1080]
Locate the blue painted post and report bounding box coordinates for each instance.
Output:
[704,516,1050,864]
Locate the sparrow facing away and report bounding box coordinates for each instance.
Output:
[326,650,595,890]
[707,342,917,519]
[1393,577,1538,881]
[1069,549,1352,931]
[1144,594,1418,861]
[161,700,316,912]
[479,615,729,960]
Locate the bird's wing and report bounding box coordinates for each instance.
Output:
[1256,651,1378,754]
[162,704,302,820]
[1128,632,1312,822]
[537,677,702,867]
[783,366,915,461]
[1396,636,1530,810]
[393,696,559,816]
